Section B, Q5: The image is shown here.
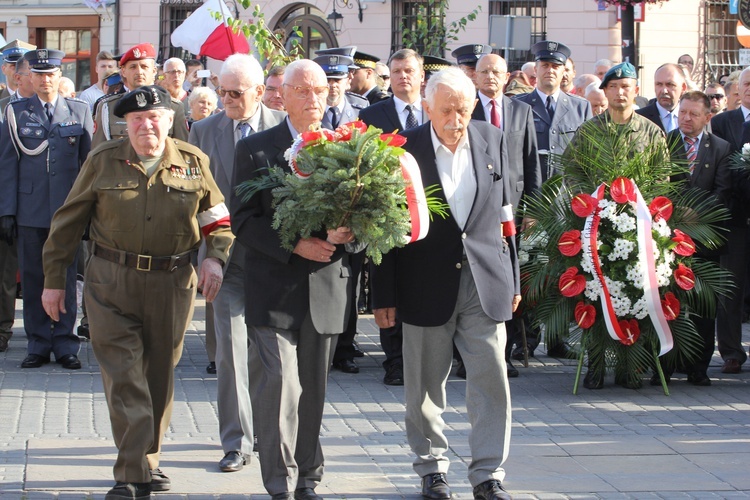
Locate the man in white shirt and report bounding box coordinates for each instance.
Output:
[78,50,116,112]
[636,63,687,133]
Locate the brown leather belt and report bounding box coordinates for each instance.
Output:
[93,243,194,272]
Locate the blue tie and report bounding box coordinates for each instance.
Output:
[239,122,251,138]
[405,105,418,130]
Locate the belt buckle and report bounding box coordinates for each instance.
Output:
[136,254,152,271]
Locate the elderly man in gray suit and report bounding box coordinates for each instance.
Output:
[372,67,520,500]
[189,52,286,473]
[230,59,364,500]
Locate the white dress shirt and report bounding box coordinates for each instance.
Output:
[233,105,262,144]
[430,125,476,230]
[393,95,422,130]
[477,92,503,129]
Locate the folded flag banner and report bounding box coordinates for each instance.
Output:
[171,0,250,61]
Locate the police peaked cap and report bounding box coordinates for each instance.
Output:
[451,44,492,67]
[531,40,571,65]
[24,49,65,73]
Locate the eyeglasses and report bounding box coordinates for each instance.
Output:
[707,93,725,100]
[165,69,185,76]
[380,75,390,81]
[217,87,252,99]
[478,69,506,78]
[283,84,329,99]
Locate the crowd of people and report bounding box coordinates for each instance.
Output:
[0,33,748,500]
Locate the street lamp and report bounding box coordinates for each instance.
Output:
[327,0,365,33]
[327,7,344,34]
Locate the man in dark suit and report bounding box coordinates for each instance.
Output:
[350,50,390,105]
[636,63,687,133]
[660,90,732,386]
[230,59,363,500]
[472,52,541,376]
[515,40,591,358]
[359,48,427,386]
[189,53,286,474]
[0,49,93,369]
[515,40,592,183]
[372,67,519,500]
[709,67,750,375]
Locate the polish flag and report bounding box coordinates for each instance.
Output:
[171,0,250,61]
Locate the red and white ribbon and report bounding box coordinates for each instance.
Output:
[197,203,231,237]
[500,204,516,237]
[400,152,430,243]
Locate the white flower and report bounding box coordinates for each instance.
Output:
[585,278,602,301]
[631,297,648,319]
[653,218,672,239]
[743,143,750,158]
[612,294,632,317]
[626,263,645,289]
[615,213,636,232]
[580,250,595,274]
[608,238,636,261]
[656,262,673,287]
[518,249,529,264]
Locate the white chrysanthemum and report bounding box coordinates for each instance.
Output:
[612,294,632,317]
[653,218,672,238]
[743,143,750,157]
[626,263,645,289]
[615,213,636,232]
[518,250,529,264]
[600,202,616,221]
[580,251,595,274]
[631,296,648,319]
[656,262,673,287]
[663,249,675,265]
[584,279,602,301]
[607,238,636,261]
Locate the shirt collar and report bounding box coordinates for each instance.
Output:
[536,88,560,103]
[681,131,703,144]
[393,95,421,114]
[478,91,502,109]
[234,105,262,132]
[656,101,678,120]
[741,105,750,121]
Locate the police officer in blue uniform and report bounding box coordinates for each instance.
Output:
[0,48,94,369]
[451,43,493,84]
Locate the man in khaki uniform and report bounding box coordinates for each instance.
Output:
[92,43,188,148]
[41,85,233,500]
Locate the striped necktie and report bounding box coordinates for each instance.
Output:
[684,136,697,175]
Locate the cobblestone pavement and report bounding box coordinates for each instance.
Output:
[1,297,749,499]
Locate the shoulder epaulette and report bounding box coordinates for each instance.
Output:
[89,137,126,156]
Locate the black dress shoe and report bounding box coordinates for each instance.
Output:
[149,468,170,491]
[688,372,712,386]
[206,361,216,374]
[219,450,248,472]
[583,371,603,389]
[511,346,533,361]
[294,487,322,499]
[21,354,50,368]
[546,343,573,358]
[352,340,365,357]
[473,479,512,500]
[57,354,82,370]
[384,364,404,385]
[333,358,359,373]
[105,482,151,499]
[507,359,519,378]
[421,472,451,499]
[77,324,90,339]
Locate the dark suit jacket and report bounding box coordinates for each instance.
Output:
[514,90,591,180]
[189,105,286,270]
[229,120,360,333]
[358,96,426,132]
[364,85,390,105]
[667,130,732,205]
[472,94,541,212]
[370,121,520,327]
[710,108,750,226]
[635,101,667,132]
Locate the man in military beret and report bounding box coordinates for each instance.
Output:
[350,50,390,105]
[0,48,93,367]
[92,43,189,148]
[42,85,233,499]
[451,43,492,84]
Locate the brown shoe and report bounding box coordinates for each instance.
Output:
[721,359,741,374]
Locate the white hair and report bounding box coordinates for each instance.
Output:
[424,67,476,108]
[58,77,76,98]
[521,61,535,73]
[188,86,218,107]
[594,59,612,68]
[584,82,604,99]
[220,53,265,87]
[164,58,186,72]
[285,58,327,83]
[574,74,600,91]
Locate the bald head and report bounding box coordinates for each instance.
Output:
[475,54,508,99]
[654,63,687,111]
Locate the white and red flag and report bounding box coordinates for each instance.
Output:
[170,0,250,61]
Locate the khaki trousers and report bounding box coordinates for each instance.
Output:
[85,255,196,483]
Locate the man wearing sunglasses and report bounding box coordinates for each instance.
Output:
[230,59,364,500]
[704,82,727,115]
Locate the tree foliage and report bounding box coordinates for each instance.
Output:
[401,0,482,57]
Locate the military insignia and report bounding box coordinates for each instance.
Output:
[68,136,76,145]
[547,42,558,52]
[473,45,483,54]
[329,56,338,64]
[38,49,48,60]
[615,68,622,77]
[151,88,161,104]
[21,127,31,135]
[133,47,141,58]
[136,93,147,108]
[34,129,43,137]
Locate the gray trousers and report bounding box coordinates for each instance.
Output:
[249,314,336,496]
[403,265,511,487]
[0,239,17,336]
[213,266,258,455]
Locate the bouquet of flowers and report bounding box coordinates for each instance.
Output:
[236,121,448,265]
[522,127,731,392]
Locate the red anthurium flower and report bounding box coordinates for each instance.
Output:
[335,120,368,140]
[649,196,673,222]
[674,263,696,291]
[380,132,407,147]
[671,229,696,257]
[574,301,596,329]
[610,177,636,204]
[618,319,640,345]
[661,292,680,320]
[558,230,582,257]
[559,267,586,297]
[571,193,598,217]
[301,129,332,146]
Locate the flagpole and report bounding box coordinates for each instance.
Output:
[217,0,238,55]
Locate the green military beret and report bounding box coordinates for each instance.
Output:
[599,62,637,89]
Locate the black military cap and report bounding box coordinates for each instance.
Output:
[451,44,492,67]
[423,55,455,77]
[24,49,65,73]
[599,62,637,89]
[114,85,171,117]
[1,39,36,64]
[352,51,380,69]
[531,40,571,65]
[314,55,355,80]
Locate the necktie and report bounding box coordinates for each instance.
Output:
[239,122,252,139]
[664,113,675,132]
[44,103,53,123]
[330,107,340,129]
[685,136,697,175]
[405,104,418,130]
[490,99,501,128]
[545,95,555,121]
